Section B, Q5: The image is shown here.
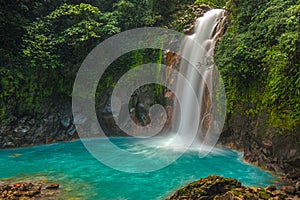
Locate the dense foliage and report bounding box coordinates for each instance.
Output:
[0,1,120,120]
[195,0,227,8]
[0,0,195,122]
[1,0,299,134]
[215,0,300,130]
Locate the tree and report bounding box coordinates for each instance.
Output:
[0,3,120,120]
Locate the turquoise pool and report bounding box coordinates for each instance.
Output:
[0,138,277,199]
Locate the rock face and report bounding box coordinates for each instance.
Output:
[167,175,299,200]
[0,96,78,148]
[97,86,164,137]
[219,107,300,183]
[0,83,172,147]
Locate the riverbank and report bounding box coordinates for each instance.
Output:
[218,112,300,193]
[0,181,60,200]
[1,175,299,200]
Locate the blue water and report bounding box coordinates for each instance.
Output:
[0,138,277,200]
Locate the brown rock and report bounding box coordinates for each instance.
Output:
[32,185,41,191]
[13,190,22,197]
[269,197,282,200]
[20,182,33,191]
[214,191,235,200]
[249,187,258,193]
[296,181,300,191]
[184,23,195,35]
[262,138,272,147]
[2,189,8,197]
[266,185,277,191]
[46,184,60,189]
[44,190,56,196]
[13,182,22,188]
[26,189,40,197]
[281,186,296,195]
[1,184,12,191]
[272,189,287,196]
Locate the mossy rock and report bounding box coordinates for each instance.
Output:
[167,175,241,200]
[231,188,243,196]
[167,175,292,200]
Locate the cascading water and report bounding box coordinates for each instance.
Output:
[171,9,227,150]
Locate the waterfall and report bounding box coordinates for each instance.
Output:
[171,9,226,149]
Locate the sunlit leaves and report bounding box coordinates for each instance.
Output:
[194,0,226,8]
[23,3,120,69]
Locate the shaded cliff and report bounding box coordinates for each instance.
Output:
[219,106,300,180]
[0,96,78,148]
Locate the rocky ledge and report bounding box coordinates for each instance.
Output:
[0,182,60,200]
[167,176,300,200]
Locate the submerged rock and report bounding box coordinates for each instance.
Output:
[167,175,299,200]
[46,184,59,189]
[9,153,22,157]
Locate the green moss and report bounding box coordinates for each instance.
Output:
[243,192,256,200]
[194,0,227,8]
[231,188,243,196]
[257,188,271,200]
[167,4,198,31]
[267,109,298,131]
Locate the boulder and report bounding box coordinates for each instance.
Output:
[66,125,76,136]
[13,125,30,137]
[281,186,296,195]
[167,176,241,200]
[167,176,294,200]
[266,185,277,191]
[60,116,71,128]
[296,181,300,191]
[46,184,59,189]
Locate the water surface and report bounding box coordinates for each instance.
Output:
[0,138,277,200]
